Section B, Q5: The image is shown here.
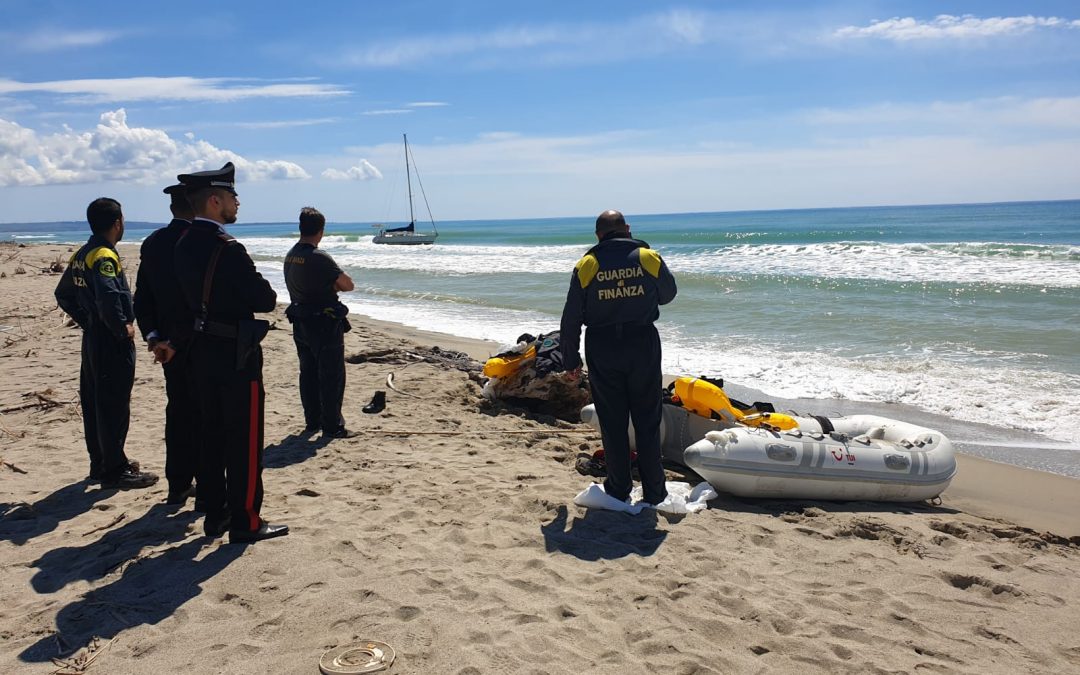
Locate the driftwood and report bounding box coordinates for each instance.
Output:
[3,334,27,348]
[81,512,127,537]
[0,389,69,414]
[1,458,28,474]
[50,635,118,674]
[386,371,421,399]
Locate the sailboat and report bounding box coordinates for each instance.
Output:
[372,134,439,245]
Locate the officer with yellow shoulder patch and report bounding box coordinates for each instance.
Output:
[559,210,677,505]
[55,198,159,490]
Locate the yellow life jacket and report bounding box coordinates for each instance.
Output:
[483,345,537,378]
[672,376,799,430]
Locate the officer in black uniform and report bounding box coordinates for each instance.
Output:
[134,184,201,506]
[283,207,356,438]
[559,210,677,505]
[173,163,288,543]
[55,198,159,490]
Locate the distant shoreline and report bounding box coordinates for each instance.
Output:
[2,196,1078,228]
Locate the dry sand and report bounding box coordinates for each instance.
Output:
[2,241,1079,674]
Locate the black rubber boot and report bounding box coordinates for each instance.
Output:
[362,390,386,414]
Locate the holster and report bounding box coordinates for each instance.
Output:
[236,318,270,370]
[285,302,351,333]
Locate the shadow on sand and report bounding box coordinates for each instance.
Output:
[705,493,963,519]
[19,536,243,664]
[0,481,116,546]
[541,505,668,560]
[263,432,333,469]
[29,503,199,594]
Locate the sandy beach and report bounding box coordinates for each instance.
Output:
[2,241,1079,674]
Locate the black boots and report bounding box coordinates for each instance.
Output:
[362,390,386,414]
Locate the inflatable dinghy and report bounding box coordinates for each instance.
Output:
[683,415,956,501]
[581,402,956,501]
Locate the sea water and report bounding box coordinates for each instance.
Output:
[6,200,1079,470]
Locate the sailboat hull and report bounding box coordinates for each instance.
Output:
[372,231,437,245]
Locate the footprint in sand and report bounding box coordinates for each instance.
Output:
[941,572,1024,599]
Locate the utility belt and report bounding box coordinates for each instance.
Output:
[193,317,238,338]
[285,301,349,322]
[193,316,269,368]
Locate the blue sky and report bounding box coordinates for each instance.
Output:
[1,1,1079,223]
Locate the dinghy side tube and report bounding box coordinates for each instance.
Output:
[683,415,956,502]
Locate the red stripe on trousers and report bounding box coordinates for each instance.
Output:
[246,380,260,531]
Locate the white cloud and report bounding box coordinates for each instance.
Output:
[322,161,382,181]
[329,9,720,68]
[0,109,309,187]
[0,77,349,103]
[235,117,340,129]
[407,101,449,108]
[801,96,1080,130]
[834,14,1080,41]
[361,109,413,116]
[15,27,125,52]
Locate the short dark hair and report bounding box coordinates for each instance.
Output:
[595,209,628,237]
[299,207,325,236]
[186,187,215,214]
[186,187,233,216]
[169,191,194,220]
[86,198,122,234]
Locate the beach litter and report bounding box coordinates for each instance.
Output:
[481,333,591,421]
[319,641,395,674]
[573,481,717,515]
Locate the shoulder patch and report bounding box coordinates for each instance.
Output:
[638,248,663,278]
[86,246,121,276]
[98,259,117,277]
[575,254,600,288]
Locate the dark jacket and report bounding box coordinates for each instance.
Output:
[55,234,134,340]
[559,233,677,371]
[173,218,276,326]
[134,218,194,347]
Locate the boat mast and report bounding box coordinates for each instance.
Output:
[404,133,415,227]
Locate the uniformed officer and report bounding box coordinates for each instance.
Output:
[173,163,288,543]
[133,184,202,506]
[559,210,677,506]
[55,198,159,490]
[283,207,356,438]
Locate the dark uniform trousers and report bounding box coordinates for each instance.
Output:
[585,323,667,504]
[189,335,265,532]
[134,218,199,496]
[161,349,199,494]
[80,327,135,477]
[175,218,276,534]
[292,317,346,432]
